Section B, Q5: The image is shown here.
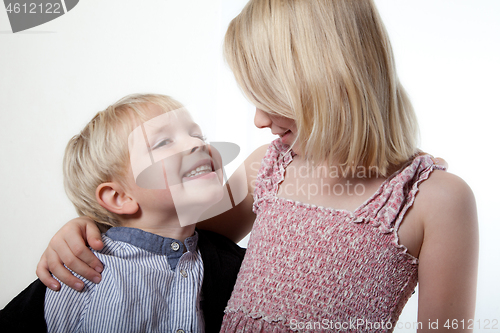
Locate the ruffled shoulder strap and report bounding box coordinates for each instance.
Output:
[252,139,294,214]
[355,154,447,234]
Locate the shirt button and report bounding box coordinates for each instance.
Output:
[180,269,188,278]
[171,242,180,251]
[176,330,185,333]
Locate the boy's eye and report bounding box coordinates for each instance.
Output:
[193,134,207,141]
[152,138,172,150]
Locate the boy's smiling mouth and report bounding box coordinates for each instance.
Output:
[182,158,215,181]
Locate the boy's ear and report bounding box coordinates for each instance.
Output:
[96,182,139,215]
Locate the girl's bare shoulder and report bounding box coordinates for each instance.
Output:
[415,169,477,230]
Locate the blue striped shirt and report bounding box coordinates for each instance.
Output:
[44,227,204,333]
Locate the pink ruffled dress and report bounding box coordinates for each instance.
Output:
[221,139,445,332]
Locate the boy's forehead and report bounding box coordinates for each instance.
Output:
[127,106,198,152]
[141,106,193,130]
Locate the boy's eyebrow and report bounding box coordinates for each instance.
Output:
[145,125,164,138]
[190,122,202,133]
[140,123,155,164]
[143,120,171,138]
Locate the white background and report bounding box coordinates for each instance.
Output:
[0,0,499,331]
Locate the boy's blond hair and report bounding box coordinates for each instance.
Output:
[63,94,183,228]
[224,0,418,176]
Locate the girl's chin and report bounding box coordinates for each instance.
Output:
[280,130,293,145]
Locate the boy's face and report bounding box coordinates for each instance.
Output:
[127,104,224,226]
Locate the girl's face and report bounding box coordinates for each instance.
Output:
[254,108,298,148]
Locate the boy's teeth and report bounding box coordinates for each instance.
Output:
[184,164,212,178]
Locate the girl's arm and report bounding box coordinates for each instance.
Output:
[37,144,269,291]
[196,144,268,242]
[36,217,104,291]
[416,171,479,332]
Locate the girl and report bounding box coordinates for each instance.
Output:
[36,0,478,331]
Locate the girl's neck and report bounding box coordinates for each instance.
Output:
[289,155,384,181]
[278,154,387,213]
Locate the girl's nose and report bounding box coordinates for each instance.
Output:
[254,108,272,129]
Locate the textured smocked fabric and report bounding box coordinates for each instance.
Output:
[45,227,204,333]
[221,139,446,333]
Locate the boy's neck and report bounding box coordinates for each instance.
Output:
[136,224,196,243]
[118,214,196,243]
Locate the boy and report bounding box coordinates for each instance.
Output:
[0,94,245,333]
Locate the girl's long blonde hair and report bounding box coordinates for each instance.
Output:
[224,0,418,176]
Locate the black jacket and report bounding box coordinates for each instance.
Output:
[0,229,245,333]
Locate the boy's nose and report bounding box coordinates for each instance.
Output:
[254,108,272,129]
[187,143,206,155]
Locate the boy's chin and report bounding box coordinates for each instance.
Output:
[172,188,224,227]
[198,187,225,210]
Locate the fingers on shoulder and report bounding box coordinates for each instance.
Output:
[36,253,61,291]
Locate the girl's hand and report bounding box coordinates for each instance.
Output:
[430,156,448,169]
[36,217,104,292]
[418,151,448,169]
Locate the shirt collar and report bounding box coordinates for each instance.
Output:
[105,227,199,255]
